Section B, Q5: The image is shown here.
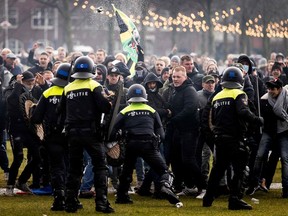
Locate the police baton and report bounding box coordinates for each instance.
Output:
[254,70,262,134]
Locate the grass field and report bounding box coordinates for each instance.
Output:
[0,141,287,216]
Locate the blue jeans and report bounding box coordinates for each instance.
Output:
[135,157,145,182]
[253,132,275,185]
[80,150,94,192]
[278,131,288,189]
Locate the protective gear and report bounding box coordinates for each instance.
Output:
[71,56,94,79]
[160,172,181,204]
[127,84,148,103]
[51,190,65,211]
[221,66,244,89]
[51,63,71,87]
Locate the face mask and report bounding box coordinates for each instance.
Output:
[243,65,249,73]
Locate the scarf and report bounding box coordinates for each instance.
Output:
[268,88,288,133]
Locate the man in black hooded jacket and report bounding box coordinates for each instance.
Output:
[165,66,205,196]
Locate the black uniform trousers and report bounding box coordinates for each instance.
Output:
[45,132,68,191]
[117,136,167,197]
[205,135,249,199]
[66,128,109,207]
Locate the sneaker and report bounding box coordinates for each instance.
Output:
[260,180,269,193]
[5,185,14,196]
[228,197,252,210]
[79,191,95,199]
[4,172,9,182]
[196,189,206,199]
[177,187,199,196]
[246,185,260,196]
[15,181,33,194]
[128,186,135,194]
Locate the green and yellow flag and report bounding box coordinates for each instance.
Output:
[112,4,141,76]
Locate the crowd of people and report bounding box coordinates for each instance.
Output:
[0,42,288,213]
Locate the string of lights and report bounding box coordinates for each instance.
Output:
[72,0,288,38]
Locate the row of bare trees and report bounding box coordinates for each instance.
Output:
[35,0,288,58]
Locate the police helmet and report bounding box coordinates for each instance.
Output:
[220,66,244,89]
[127,84,148,103]
[71,56,94,79]
[51,63,71,87]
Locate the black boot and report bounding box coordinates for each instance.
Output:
[65,190,79,213]
[228,196,252,210]
[160,172,180,204]
[96,201,115,213]
[282,188,288,198]
[115,194,133,204]
[202,194,214,207]
[51,190,65,211]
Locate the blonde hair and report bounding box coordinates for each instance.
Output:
[172,66,187,77]
[115,52,127,64]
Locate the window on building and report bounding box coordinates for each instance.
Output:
[0,39,24,55]
[0,7,18,28]
[31,8,54,29]
[9,8,18,28]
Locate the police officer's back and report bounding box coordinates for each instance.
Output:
[31,63,71,211]
[111,84,182,207]
[58,56,114,213]
[203,66,264,210]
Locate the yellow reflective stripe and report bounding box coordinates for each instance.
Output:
[43,86,64,98]
[64,79,100,95]
[121,103,155,114]
[212,88,245,102]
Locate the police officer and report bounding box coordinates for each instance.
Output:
[203,66,264,210]
[31,63,71,211]
[111,84,182,207]
[58,56,114,213]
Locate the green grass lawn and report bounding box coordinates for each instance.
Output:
[0,141,287,216]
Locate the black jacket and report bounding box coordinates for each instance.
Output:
[260,93,278,135]
[30,85,64,135]
[168,78,200,131]
[6,82,45,133]
[211,88,262,138]
[187,70,204,91]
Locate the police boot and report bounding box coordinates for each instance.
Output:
[228,196,252,210]
[202,193,214,207]
[96,200,115,214]
[160,172,181,205]
[65,190,79,213]
[115,175,133,204]
[115,193,133,204]
[51,190,65,211]
[95,185,115,213]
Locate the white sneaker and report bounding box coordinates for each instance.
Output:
[5,185,14,196]
[15,181,33,194]
[196,189,206,199]
[177,187,198,196]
